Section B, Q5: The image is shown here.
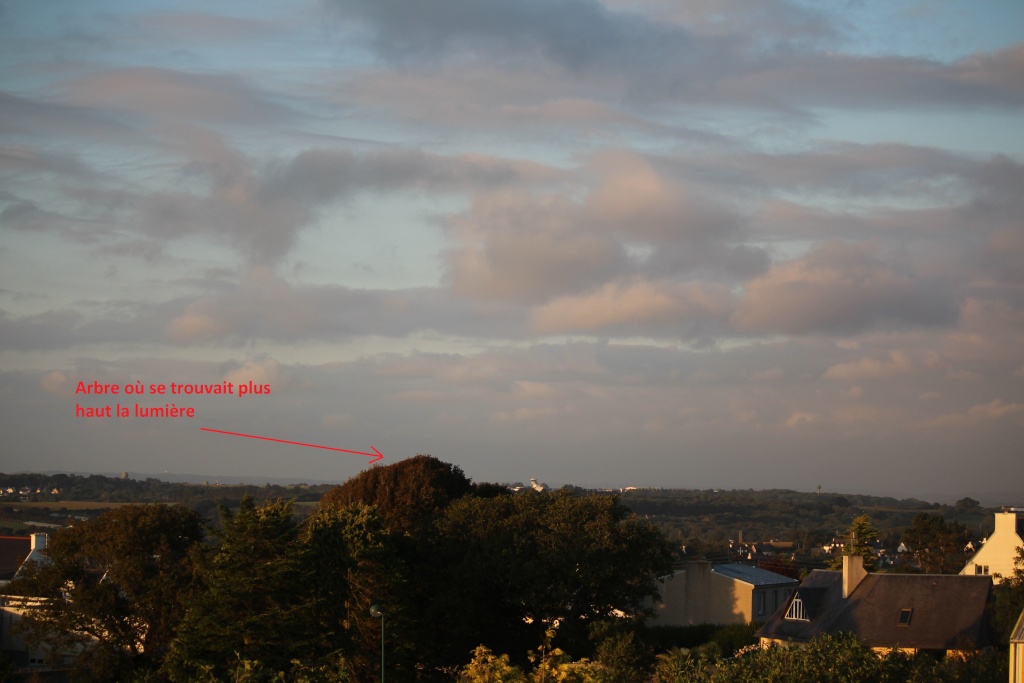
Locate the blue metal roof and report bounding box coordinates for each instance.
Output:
[711,563,799,586]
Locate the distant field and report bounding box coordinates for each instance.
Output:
[1,501,132,510]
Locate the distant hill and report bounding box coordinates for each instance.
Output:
[616,487,998,558]
[0,472,1004,555]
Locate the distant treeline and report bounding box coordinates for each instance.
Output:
[0,472,996,550]
[618,487,994,556]
[0,471,333,508]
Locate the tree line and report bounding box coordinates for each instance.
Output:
[2,459,1019,682]
[4,456,674,682]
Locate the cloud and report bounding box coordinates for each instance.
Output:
[928,399,1024,429]
[39,370,74,398]
[64,68,295,125]
[221,358,298,393]
[38,137,545,266]
[823,350,960,382]
[732,241,957,335]
[531,278,731,335]
[330,0,695,73]
[330,0,1024,113]
[444,190,625,303]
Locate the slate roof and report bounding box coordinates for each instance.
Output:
[711,563,799,587]
[0,536,32,581]
[757,570,994,651]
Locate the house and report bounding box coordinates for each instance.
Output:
[960,509,1024,584]
[0,533,76,675]
[647,562,798,626]
[1011,608,1024,683]
[758,555,993,656]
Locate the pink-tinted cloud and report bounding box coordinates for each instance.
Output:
[732,241,956,335]
[532,278,731,334]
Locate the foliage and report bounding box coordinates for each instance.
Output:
[900,513,970,573]
[617,488,987,563]
[162,496,409,683]
[163,497,312,681]
[828,515,879,571]
[592,628,652,682]
[622,632,1007,683]
[300,503,411,681]
[318,455,476,533]
[757,557,800,579]
[708,623,759,658]
[416,488,673,670]
[7,504,205,682]
[459,646,529,683]
[991,544,1024,644]
[0,471,331,507]
[954,497,982,514]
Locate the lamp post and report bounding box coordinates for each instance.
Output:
[370,604,384,683]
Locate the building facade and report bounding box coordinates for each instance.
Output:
[648,562,798,626]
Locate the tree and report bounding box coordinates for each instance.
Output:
[900,513,970,574]
[164,497,411,682]
[953,497,982,514]
[459,646,528,683]
[301,503,412,682]
[319,454,475,533]
[9,504,205,682]
[829,515,878,571]
[991,545,1024,644]
[417,489,673,670]
[163,497,312,681]
[757,557,800,580]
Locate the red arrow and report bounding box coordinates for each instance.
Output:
[200,427,384,463]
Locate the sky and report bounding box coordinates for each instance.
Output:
[1,0,1022,502]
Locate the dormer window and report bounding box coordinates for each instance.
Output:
[785,595,809,621]
[898,608,913,626]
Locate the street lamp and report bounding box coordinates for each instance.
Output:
[370,604,384,683]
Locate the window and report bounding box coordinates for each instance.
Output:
[757,591,766,616]
[898,608,913,626]
[785,596,809,621]
[975,565,990,575]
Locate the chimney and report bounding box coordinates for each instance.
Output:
[30,532,48,551]
[842,554,867,599]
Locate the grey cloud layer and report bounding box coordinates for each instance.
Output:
[2,0,1022,496]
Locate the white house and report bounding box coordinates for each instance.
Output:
[960,509,1023,584]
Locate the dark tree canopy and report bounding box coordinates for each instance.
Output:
[416,488,674,669]
[900,513,970,574]
[318,454,475,532]
[163,497,309,681]
[9,504,205,682]
[163,497,408,683]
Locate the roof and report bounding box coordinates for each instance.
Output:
[1012,607,1024,645]
[757,570,993,651]
[0,536,32,581]
[711,563,800,587]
